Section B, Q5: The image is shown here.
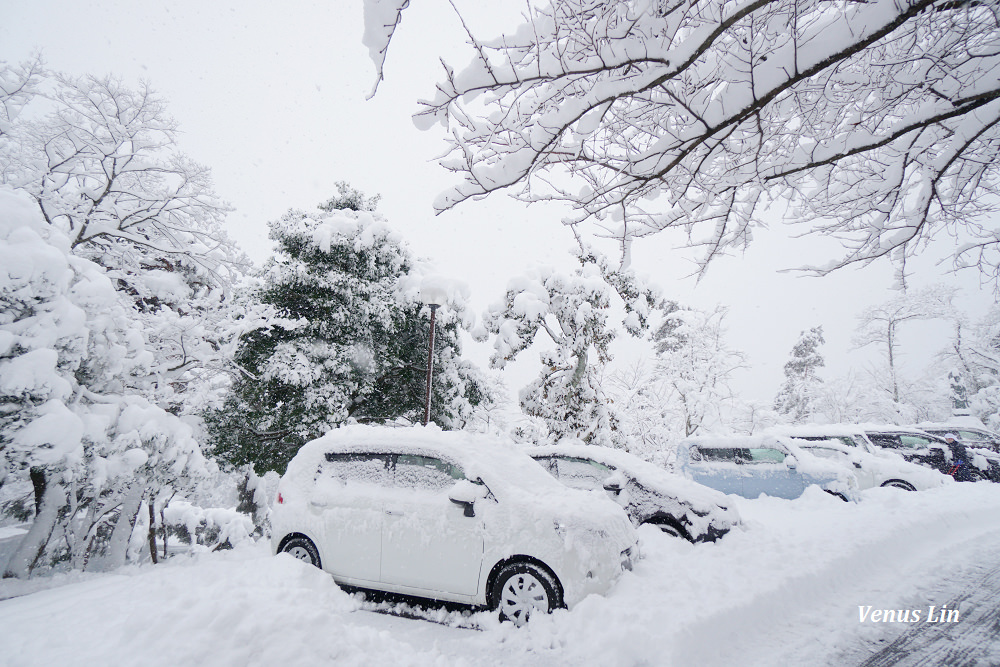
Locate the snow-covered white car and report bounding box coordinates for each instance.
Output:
[271,425,639,625]
[674,435,858,501]
[768,425,951,491]
[790,439,950,492]
[528,443,740,543]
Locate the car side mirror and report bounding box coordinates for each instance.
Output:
[603,471,627,496]
[448,480,484,518]
[853,461,863,469]
[449,496,475,517]
[785,456,797,470]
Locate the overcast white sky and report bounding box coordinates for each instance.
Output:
[2,0,994,409]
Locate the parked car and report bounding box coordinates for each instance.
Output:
[862,426,999,482]
[914,423,1000,454]
[528,443,741,543]
[271,425,639,625]
[674,435,857,501]
[789,439,950,492]
[768,425,951,491]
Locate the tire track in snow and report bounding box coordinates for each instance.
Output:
[669,505,1000,666]
[851,544,1000,667]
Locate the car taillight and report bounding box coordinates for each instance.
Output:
[277,492,284,504]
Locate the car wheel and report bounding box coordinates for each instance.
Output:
[491,562,562,626]
[280,536,321,568]
[880,480,916,491]
[645,517,691,541]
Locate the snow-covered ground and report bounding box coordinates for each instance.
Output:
[2,483,999,666]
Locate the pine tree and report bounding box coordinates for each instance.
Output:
[206,187,488,473]
[774,326,826,423]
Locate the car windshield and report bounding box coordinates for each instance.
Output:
[801,446,850,462]
[693,447,748,462]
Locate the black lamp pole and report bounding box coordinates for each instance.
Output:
[422,303,439,426]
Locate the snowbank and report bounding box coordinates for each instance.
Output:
[2,483,998,666]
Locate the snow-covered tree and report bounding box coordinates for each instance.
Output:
[206,189,491,473]
[854,285,957,405]
[393,0,1000,280]
[0,66,246,417]
[941,305,1000,429]
[652,303,745,437]
[604,359,674,457]
[0,56,42,139]
[774,326,825,423]
[0,188,211,578]
[477,248,657,448]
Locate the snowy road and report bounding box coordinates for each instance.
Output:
[2,483,999,666]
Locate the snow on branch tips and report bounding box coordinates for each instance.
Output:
[415,0,1000,279]
[363,0,412,99]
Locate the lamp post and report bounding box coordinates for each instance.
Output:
[420,283,448,426]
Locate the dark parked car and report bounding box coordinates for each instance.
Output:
[863,427,998,482]
[915,424,1000,454]
[529,443,741,543]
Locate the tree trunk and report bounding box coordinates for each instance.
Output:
[93,484,144,571]
[3,475,65,578]
[147,501,158,565]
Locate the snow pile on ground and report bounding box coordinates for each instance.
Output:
[2,483,999,666]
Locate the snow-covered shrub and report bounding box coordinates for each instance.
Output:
[161,500,254,552]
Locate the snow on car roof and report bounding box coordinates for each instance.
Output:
[681,434,790,449]
[286,424,601,506]
[765,424,869,438]
[527,442,734,510]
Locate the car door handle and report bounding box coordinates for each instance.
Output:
[385,509,404,516]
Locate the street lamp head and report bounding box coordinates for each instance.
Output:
[420,279,449,308]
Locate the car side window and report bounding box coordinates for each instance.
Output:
[322,453,391,486]
[393,454,465,492]
[746,448,786,464]
[554,457,612,490]
[868,434,901,448]
[899,435,935,448]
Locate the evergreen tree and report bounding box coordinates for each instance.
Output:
[206,188,488,473]
[774,326,826,423]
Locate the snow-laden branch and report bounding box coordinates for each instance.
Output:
[415,0,1000,279]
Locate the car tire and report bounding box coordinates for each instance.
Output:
[280,536,321,568]
[491,561,562,626]
[880,480,916,491]
[823,490,850,502]
[644,517,691,541]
